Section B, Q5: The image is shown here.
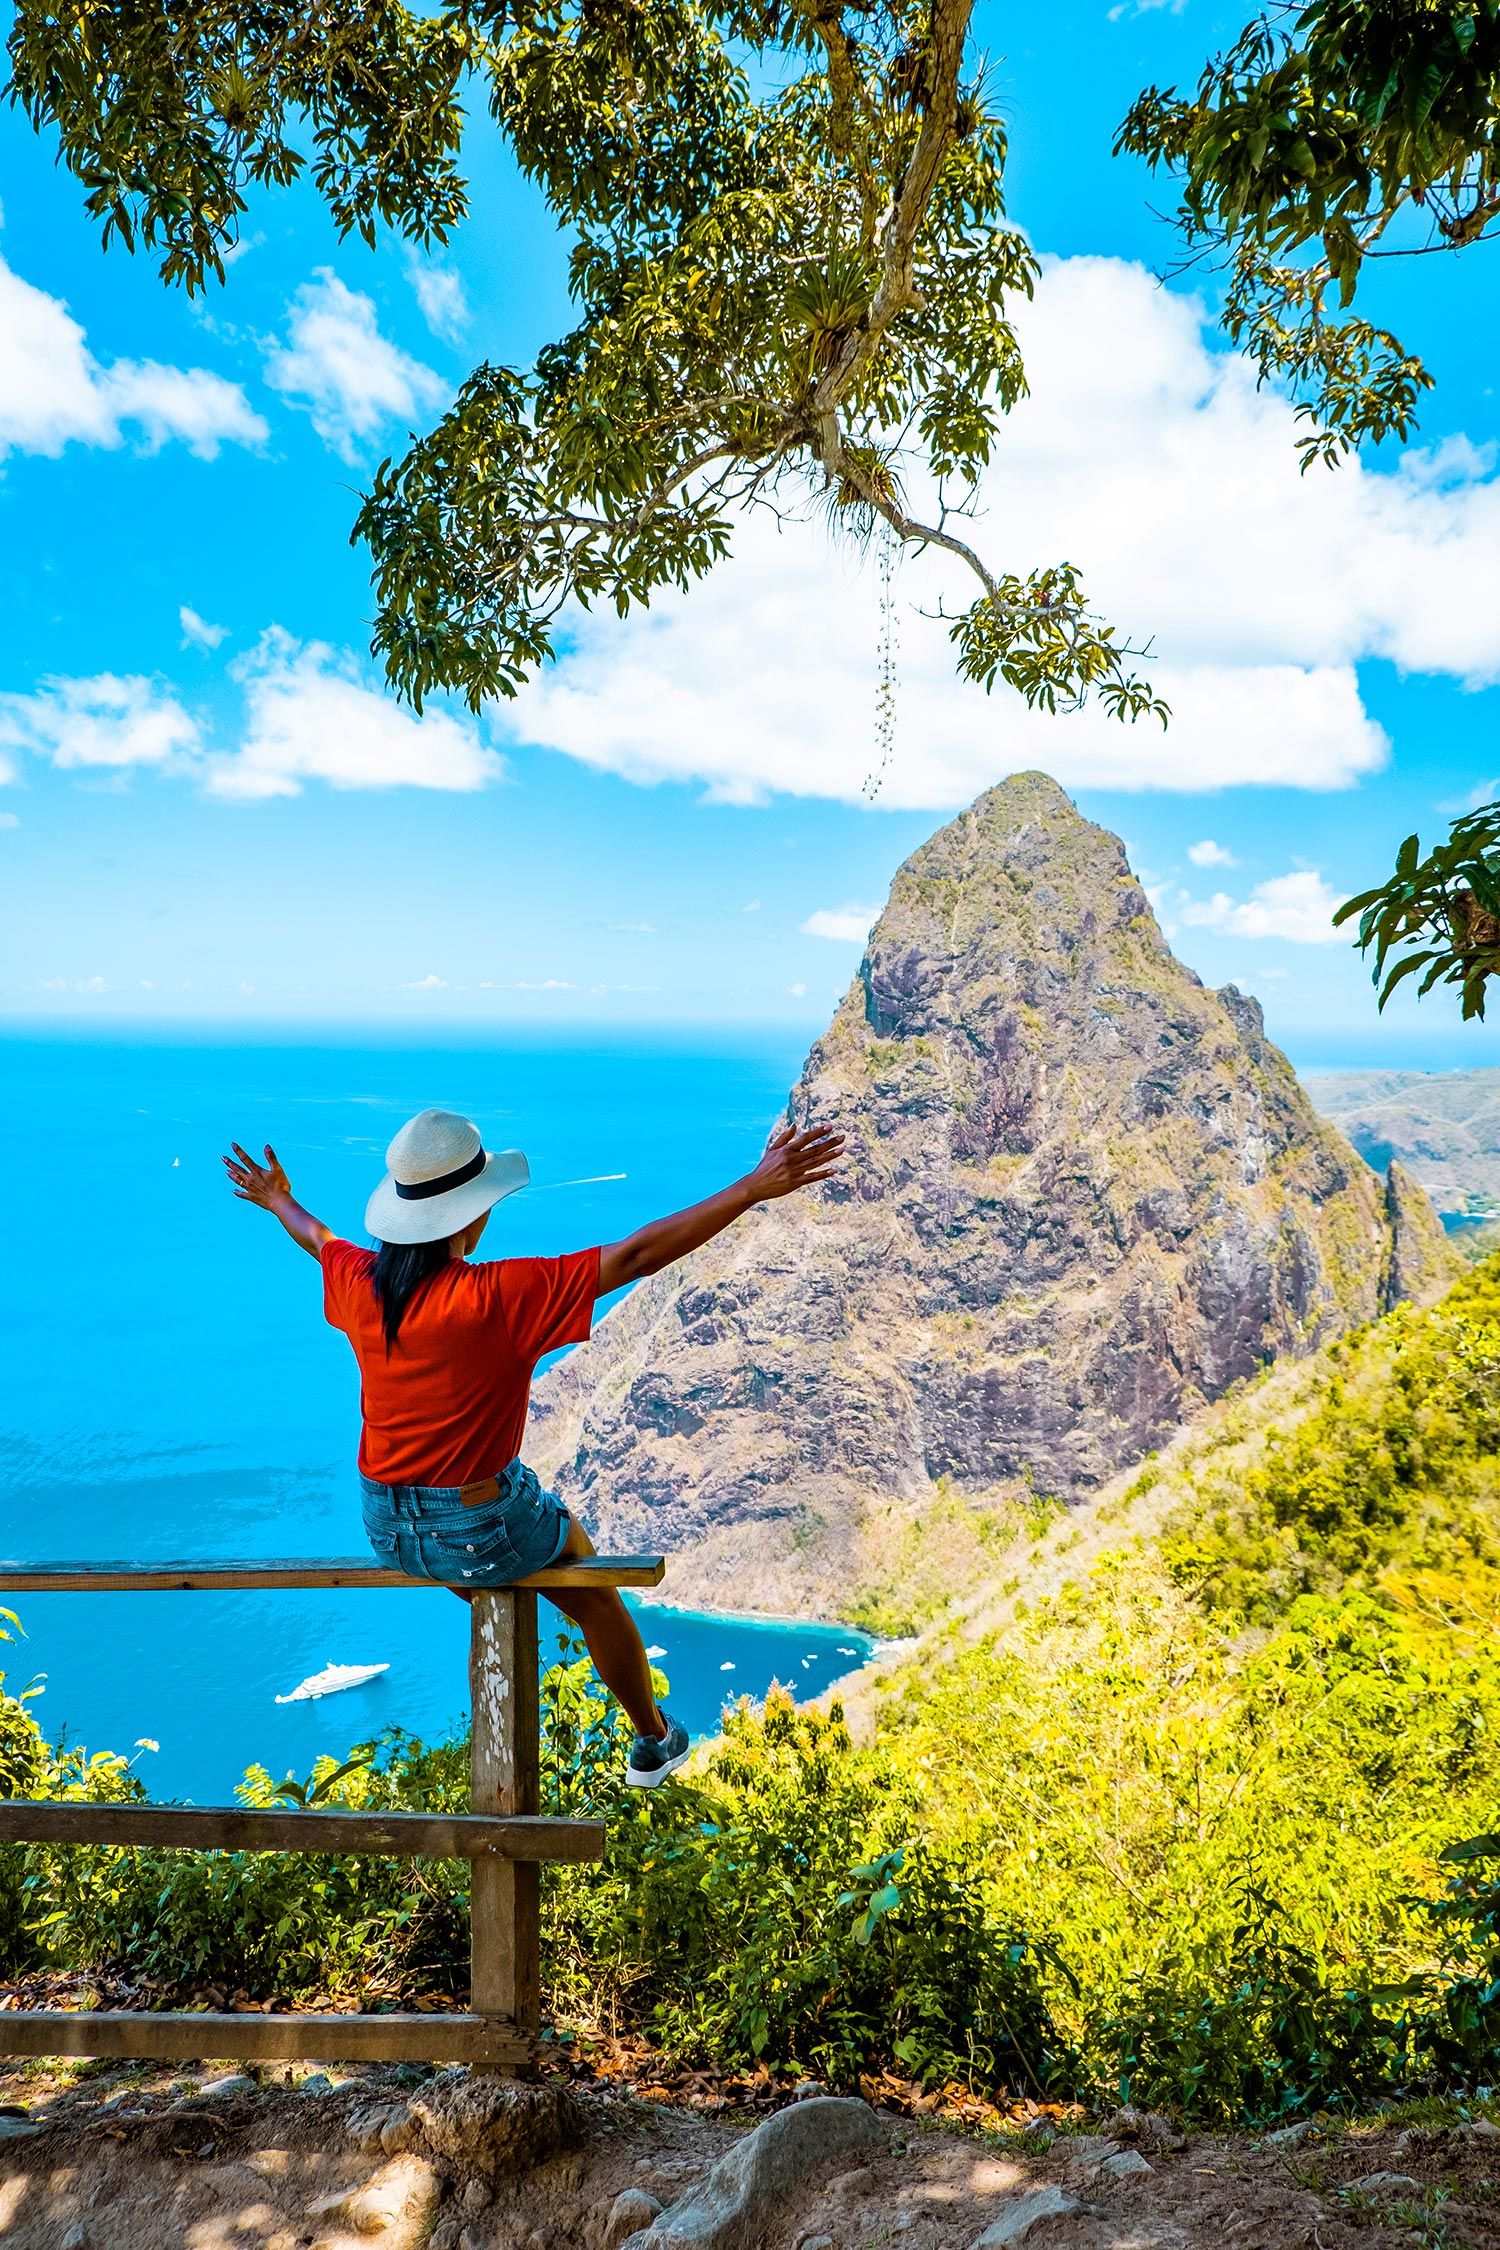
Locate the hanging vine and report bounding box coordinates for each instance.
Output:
[862,515,899,800]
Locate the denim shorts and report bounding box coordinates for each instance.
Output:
[359,1458,571,1586]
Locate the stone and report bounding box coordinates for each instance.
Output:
[800,2239,834,2250]
[1058,2136,1117,2170]
[1098,2149,1152,2178]
[462,2178,493,2214]
[348,2103,403,2152]
[618,2096,884,2248]
[0,2118,40,2140]
[61,2227,89,2249]
[300,2072,335,2095]
[606,2187,665,2244]
[1343,2173,1421,2200]
[308,2154,443,2238]
[1100,2105,1185,2154]
[970,2187,1084,2246]
[199,2074,256,2100]
[528,773,1456,1618]
[407,2075,582,2180]
[381,2109,420,2157]
[794,2082,826,2102]
[1461,2118,1500,2140]
[1263,2122,1311,2149]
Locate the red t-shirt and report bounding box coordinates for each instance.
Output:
[321,1240,601,1487]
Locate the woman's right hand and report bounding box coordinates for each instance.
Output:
[748,1120,845,1201]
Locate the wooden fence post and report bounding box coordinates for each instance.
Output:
[469,1588,541,2046]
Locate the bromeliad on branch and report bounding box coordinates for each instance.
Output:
[7,0,1167,733]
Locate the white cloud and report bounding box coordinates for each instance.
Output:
[495,252,1500,806]
[205,629,503,800]
[77,974,110,993]
[743,899,762,912]
[1180,869,1344,944]
[788,980,807,997]
[608,921,657,933]
[407,259,470,344]
[0,250,266,460]
[264,269,447,461]
[180,606,228,651]
[400,972,449,990]
[0,673,199,770]
[38,977,67,991]
[801,903,881,942]
[498,978,580,991]
[1188,838,1237,868]
[0,812,17,830]
[238,980,255,995]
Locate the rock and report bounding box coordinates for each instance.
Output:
[199,2074,257,2100]
[1461,2118,1500,2140]
[0,2118,40,2140]
[794,2082,826,2102]
[801,2239,834,2250]
[407,2074,582,2179]
[1263,2122,1311,2149]
[529,773,1455,1618]
[430,2222,462,2250]
[461,2178,492,2214]
[1101,2105,1184,2154]
[1098,2149,1152,2178]
[61,2227,89,2249]
[618,2096,884,2247]
[606,2188,665,2244]
[1343,2173,1421,2200]
[308,2154,443,2238]
[299,2073,335,2095]
[971,2187,1083,2246]
[1058,2135,1118,2171]
[381,2108,420,2156]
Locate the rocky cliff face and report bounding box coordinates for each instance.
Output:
[529,773,1456,1620]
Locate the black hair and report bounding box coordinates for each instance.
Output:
[372,1238,453,1348]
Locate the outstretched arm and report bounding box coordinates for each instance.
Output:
[221,1142,334,1260]
[596,1122,843,1296]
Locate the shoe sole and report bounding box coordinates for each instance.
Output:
[625,1743,692,1789]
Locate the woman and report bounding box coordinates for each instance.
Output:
[222,1105,843,1787]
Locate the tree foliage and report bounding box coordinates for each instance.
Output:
[1333,804,1500,1020]
[1118,1,1500,471]
[1118,5,1500,1011]
[7,0,1168,732]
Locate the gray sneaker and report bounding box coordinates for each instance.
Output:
[625,1712,691,1789]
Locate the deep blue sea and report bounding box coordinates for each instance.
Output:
[0,1032,873,1801]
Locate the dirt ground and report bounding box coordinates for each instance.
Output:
[0,2056,1495,2250]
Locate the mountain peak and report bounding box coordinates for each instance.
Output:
[531,772,1454,1623]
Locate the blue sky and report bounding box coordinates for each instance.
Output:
[2,0,1499,1070]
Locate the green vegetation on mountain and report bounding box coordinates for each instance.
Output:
[2,1257,1497,2120]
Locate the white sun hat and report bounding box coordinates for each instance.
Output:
[365,1109,529,1245]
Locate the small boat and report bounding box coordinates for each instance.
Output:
[646,1644,667,1659]
[276,1661,390,1704]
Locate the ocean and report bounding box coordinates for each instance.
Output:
[0,1032,873,1800]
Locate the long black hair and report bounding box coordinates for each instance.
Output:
[372,1238,452,1348]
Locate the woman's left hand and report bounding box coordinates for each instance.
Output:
[222,1141,293,1211]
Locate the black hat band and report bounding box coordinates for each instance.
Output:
[394,1147,487,1200]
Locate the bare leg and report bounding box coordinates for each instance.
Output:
[543,1517,665,1741]
[443,1520,664,1739]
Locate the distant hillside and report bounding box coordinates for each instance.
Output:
[532,772,1457,1622]
[1307,1067,1500,1220]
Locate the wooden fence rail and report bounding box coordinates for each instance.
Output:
[0,1554,665,2072]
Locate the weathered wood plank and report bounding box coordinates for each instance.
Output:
[0,2009,529,2066]
[0,1802,603,1862]
[0,1557,665,1593]
[470,1589,542,2037]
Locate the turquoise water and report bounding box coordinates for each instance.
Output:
[0,1032,873,1799]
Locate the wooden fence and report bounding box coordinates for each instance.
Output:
[0,1553,664,2071]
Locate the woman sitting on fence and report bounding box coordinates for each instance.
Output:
[222,1107,842,1788]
